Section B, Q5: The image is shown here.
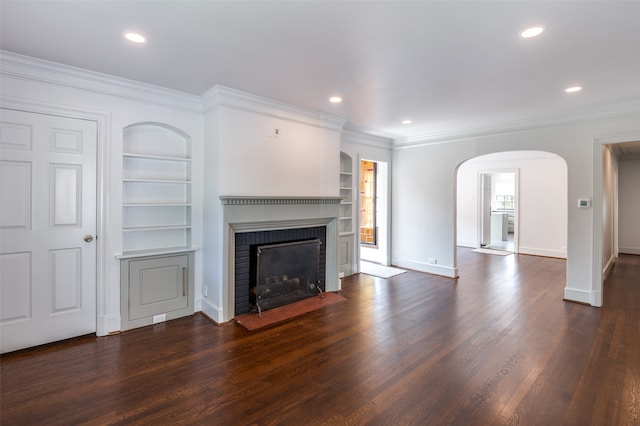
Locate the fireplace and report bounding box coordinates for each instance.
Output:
[254,239,322,313]
[235,226,326,315]
[213,196,341,323]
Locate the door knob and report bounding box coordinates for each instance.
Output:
[84,235,94,242]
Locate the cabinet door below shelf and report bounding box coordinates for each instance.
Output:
[121,253,194,331]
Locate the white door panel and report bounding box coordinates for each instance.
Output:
[0,108,97,353]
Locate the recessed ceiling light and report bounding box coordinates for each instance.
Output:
[564,86,583,93]
[520,26,544,39]
[402,120,412,125]
[124,32,146,44]
[329,96,342,103]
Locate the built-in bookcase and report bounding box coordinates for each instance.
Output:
[339,152,354,235]
[122,123,192,254]
[120,124,195,331]
[339,152,355,277]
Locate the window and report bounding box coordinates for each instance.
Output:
[495,195,514,210]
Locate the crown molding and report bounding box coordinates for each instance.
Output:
[341,129,393,150]
[202,85,347,132]
[0,50,202,112]
[394,100,640,148]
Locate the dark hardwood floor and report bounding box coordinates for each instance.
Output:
[2,248,639,425]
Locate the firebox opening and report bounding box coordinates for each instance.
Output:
[234,226,327,316]
[249,238,323,313]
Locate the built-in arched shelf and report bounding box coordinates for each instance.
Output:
[339,152,354,235]
[120,123,195,331]
[122,123,192,254]
[339,152,356,277]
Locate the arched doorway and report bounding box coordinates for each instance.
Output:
[456,151,568,259]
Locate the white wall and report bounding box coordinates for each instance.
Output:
[619,159,640,254]
[457,151,568,258]
[218,106,341,197]
[1,53,204,335]
[202,107,223,320]
[392,114,640,304]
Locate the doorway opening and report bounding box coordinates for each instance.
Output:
[360,160,377,246]
[359,159,389,265]
[479,171,517,253]
[456,151,568,261]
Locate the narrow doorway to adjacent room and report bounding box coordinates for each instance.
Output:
[479,171,517,253]
[360,159,389,265]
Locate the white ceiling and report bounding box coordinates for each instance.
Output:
[2,1,640,143]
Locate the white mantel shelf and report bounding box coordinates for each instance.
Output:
[220,196,342,205]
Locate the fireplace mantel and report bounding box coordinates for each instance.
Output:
[220,196,342,205]
[205,195,341,323]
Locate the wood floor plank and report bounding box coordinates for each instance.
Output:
[2,249,639,425]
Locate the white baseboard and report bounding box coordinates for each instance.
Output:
[619,247,640,255]
[200,298,224,323]
[519,246,567,259]
[603,255,615,278]
[456,240,478,248]
[391,257,458,278]
[97,315,121,336]
[564,287,591,305]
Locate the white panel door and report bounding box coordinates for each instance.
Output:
[0,108,97,353]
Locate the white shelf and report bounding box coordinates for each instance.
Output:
[123,123,192,254]
[123,153,191,162]
[117,246,198,260]
[339,151,354,235]
[123,225,192,231]
[123,178,191,184]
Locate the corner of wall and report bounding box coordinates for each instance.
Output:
[563,287,592,305]
[200,297,224,324]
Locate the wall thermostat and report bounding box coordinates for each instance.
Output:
[578,198,591,208]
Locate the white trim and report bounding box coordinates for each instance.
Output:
[1,96,113,336]
[1,50,202,112]
[603,254,615,278]
[564,287,591,305]
[456,240,478,248]
[105,315,121,334]
[342,129,393,150]
[394,100,640,148]
[199,297,223,324]
[391,257,458,278]
[518,247,567,259]
[202,85,347,131]
[619,247,640,255]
